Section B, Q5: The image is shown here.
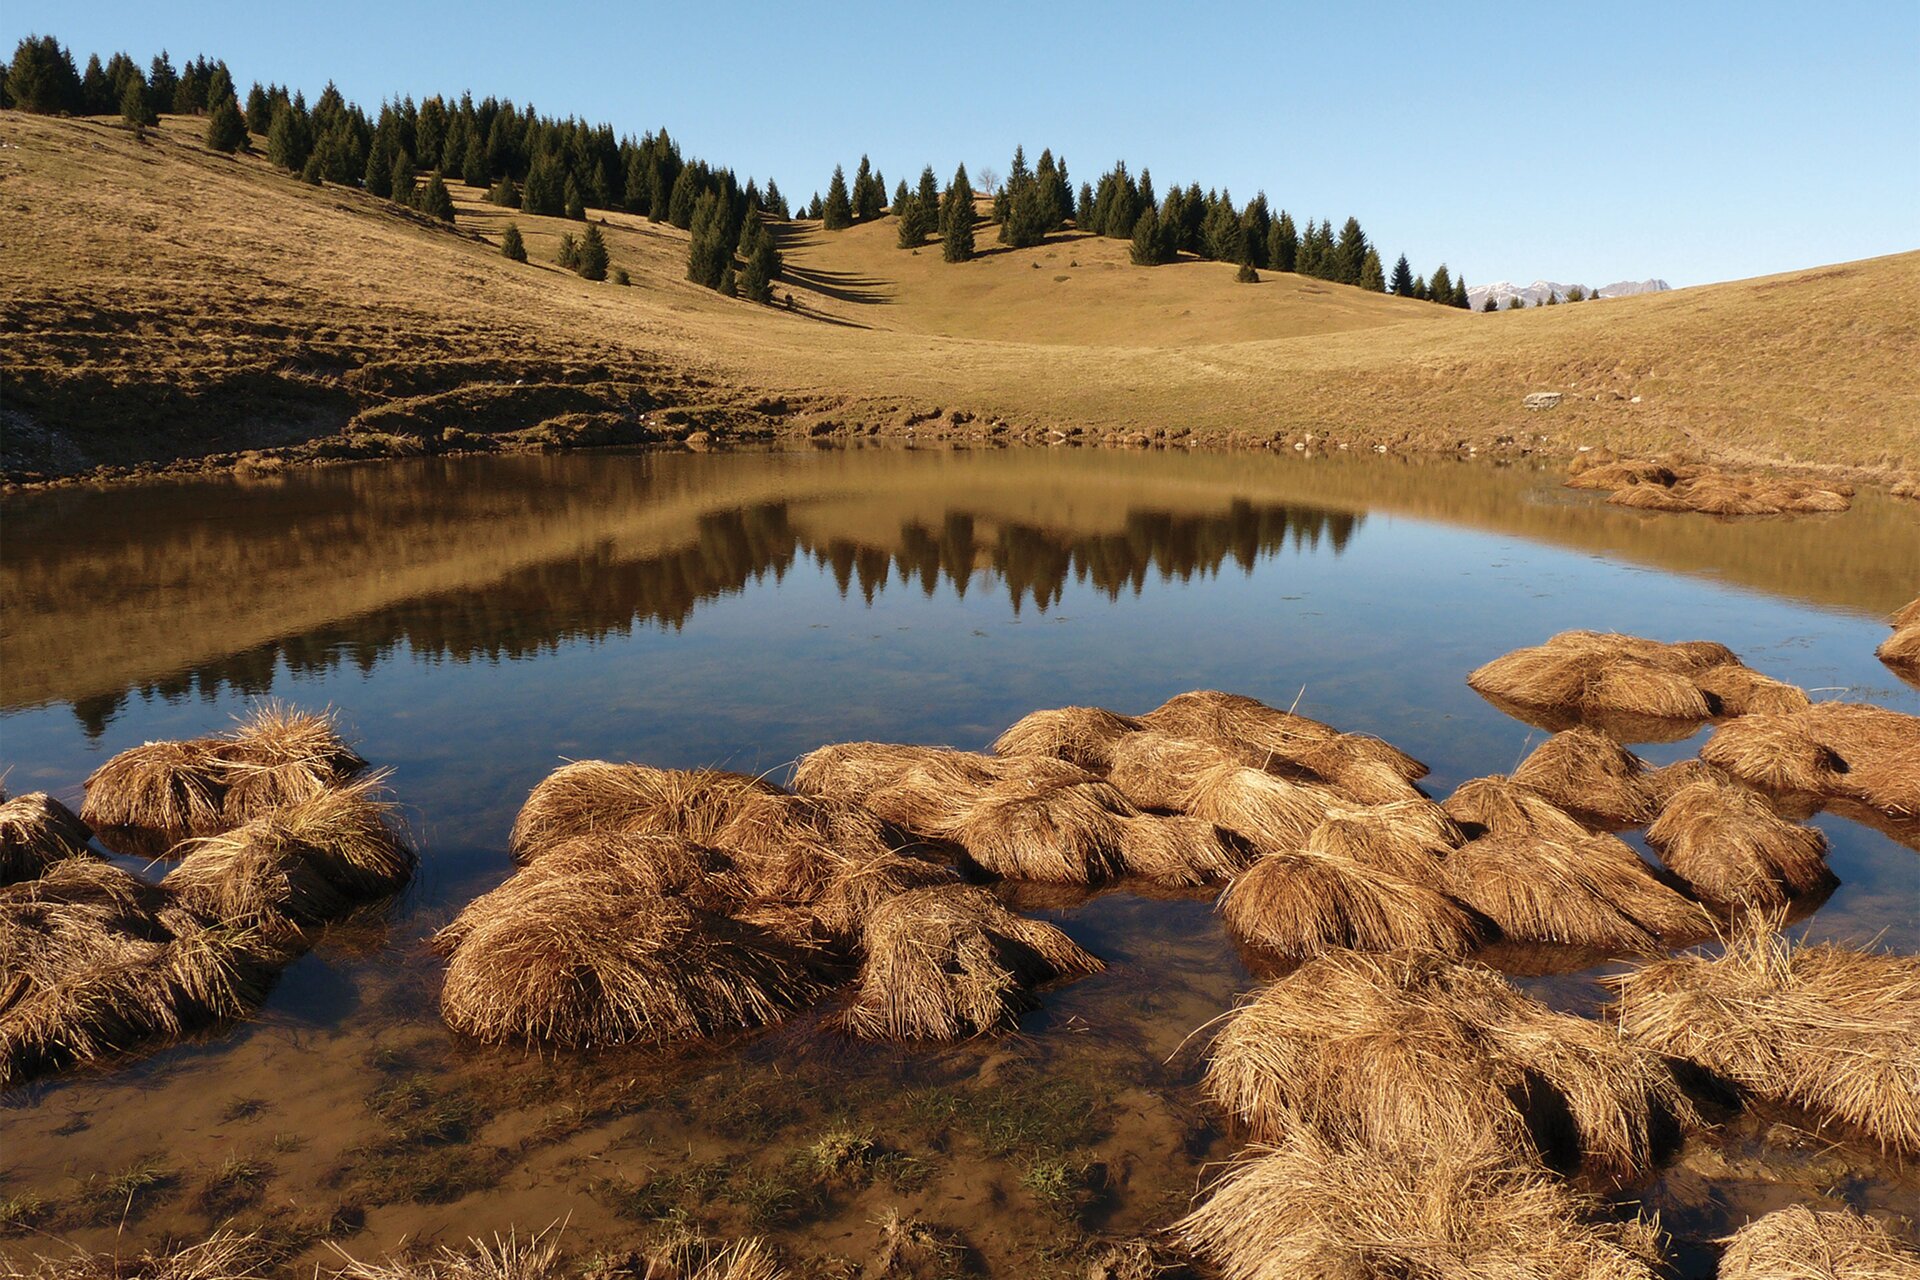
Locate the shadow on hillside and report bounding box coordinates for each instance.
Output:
[778,264,893,306]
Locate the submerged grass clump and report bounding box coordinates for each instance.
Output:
[510,760,776,857]
[1606,918,1920,1153]
[1645,776,1834,908]
[1717,1204,1920,1280]
[1219,850,1484,959]
[1440,832,1712,953]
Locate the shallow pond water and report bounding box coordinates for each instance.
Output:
[2,446,1917,1274]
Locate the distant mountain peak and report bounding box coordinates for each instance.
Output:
[1467,278,1670,310]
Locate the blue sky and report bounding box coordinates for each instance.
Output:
[8,1,1915,287]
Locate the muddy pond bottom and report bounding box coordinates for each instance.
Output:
[3,446,1917,1274]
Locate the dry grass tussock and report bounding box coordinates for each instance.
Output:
[1113,813,1253,885]
[0,859,275,1089]
[1104,731,1279,811]
[1140,690,1427,794]
[0,789,95,884]
[78,704,367,855]
[509,759,776,858]
[1878,597,1920,671]
[1702,702,1920,816]
[1202,949,1698,1180]
[1442,774,1593,841]
[0,1228,275,1280]
[1718,1205,1920,1280]
[1304,800,1462,882]
[436,861,829,1046]
[1218,850,1485,959]
[1607,470,1854,516]
[842,883,1101,1039]
[793,742,1001,836]
[1173,1128,1666,1280]
[1442,832,1711,953]
[1510,727,1664,827]
[1606,917,1920,1153]
[1184,764,1345,854]
[1468,629,1807,727]
[948,775,1135,882]
[162,773,415,932]
[992,704,1144,771]
[1645,777,1833,909]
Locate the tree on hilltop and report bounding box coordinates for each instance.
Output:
[577,223,608,279]
[501,222,527,261]
[1268,211,1298,273]
[1430,263,1454,306]
[942,164,975,262]
[120,73,155,133]
[1389,253,1414,296]
[420,170,456,223]
[823,164,852,230]
[1359,247,1386,292]
[6,35,81,114]
[206,91,247,153]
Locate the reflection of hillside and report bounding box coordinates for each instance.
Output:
[57,498,1357,735]
[6,448,1915,728]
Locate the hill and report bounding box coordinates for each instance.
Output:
[3,111,1917,482]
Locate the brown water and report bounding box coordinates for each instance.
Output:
[2,446,1917,1274]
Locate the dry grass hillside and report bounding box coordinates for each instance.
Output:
[2,110,1917,480]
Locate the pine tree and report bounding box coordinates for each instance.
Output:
[1335,217,1368,286]
[1269,212,1298,273]
[1241,192,1271,268]
[1201,197,1245,263]
[1003,181,1049,249]
[1236,262,1259,283]
[81,54,112,115]
[301,152,323,184]
[146,51,177,117]
[667,168,699,228]
[565,177,586,220]
[1430,264,1454,306]
[1359,248,1386,292]
[719,264,738,297]
[1411,274,1428,302]
[389,150,416,206]
[205,94,247,153]
[420,171,456,223]
[807,192,823,219]
[1451,275,1470,309]
[364,136,394,196]
[577,223,608,279]
[244,82,271,133]
[501,222,527,261]
[1390,254,1414,296]
[891,178,910,216]
[916,166,939,214]
[686,190,730,288]
[488,176,521,207]
[1504,295,1524,310]
[1129,207,1175,266]
[556,232,581,269]
[7,35,81,114]
[741,218,779,302]
[896,193,931,247]
[267,101,311,172]
[852,155,874,220]
[119,73,155,132]
[942,164,975,262]
[823,164,852,230]
[462,134,488,187]
[1481,295,1497,312]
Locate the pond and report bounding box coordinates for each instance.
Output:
[2,446,1917,1274]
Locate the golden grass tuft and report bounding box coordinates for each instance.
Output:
[1441,832,1711,953]
[1893,597,1920,629]
[0,791,95,885]
[1645,777,1833,909]
[1,860,276,1089]
[1717,1205,1920,1280]
[1510,727,1662,827]
[947,777,1135,882]
[1303,800,1462,883]
[808,852,962,940]
[793,742,1000,836]
[1105,731,1273,811]
[1608,471,1853,516]
[1606,918,1920,1153]
[1703,702,1920,815]
[1442,774,1594,841]
[1173,1129,1666,1280]
[438,865,827,1046]
[507,831,750,909]
[215,702,368,822]
[1565,455,1687,490]
[991,705,1144,771]
[509,761,776,858]
[1201,950,1698,1180]
[1113,814,1254,885]
[0,1228,278,1280]
[1140,690,1428,784]
[162,775,414,930]
[1218,850,1484,959]
[1185,763,1344,854]
[841,884,1101,1039]
[1693,663,1813,716]
[80,738,227,855]
[1881,621,1920,668]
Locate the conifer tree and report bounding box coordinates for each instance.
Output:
[244,81,270,132]
[577,222,608,279]
[462,134,488,187]
[1269,211,1298,273]
[1504,295,1524,310]
[1130,207,1176,266]
[916,166,938,214]
[205,93,247,153]
[1076,182,1093,224]
[892,178,910,216]
[267,101,309,171]
[1241,192,1271,268]
[1359,247,1386,292]
[667,168,699,228]
[1335,216,1368,285]
[764,178,788,219]
[365,136,395,196]
[301,152,323,184]
[1482,295,1497,312]
[1390,253,1414,296]
[565,177,586,220]
[81,53,112,114]
[146,51,177,116]
[1411,273,1428,301]
[488,176,521,207]
[807,192,823,219]
[687,190,730,288]
[852,155,874,220]
[1236,262,1259,283]
[389,150,415,206]
[741,217,779,302]
[942,164,975,262]
[1430,264,1454,306]
[119,73,155,132]
[420,171,456,223]
[6,35,81,114]
[719,264,737,297]
[896,193,931,247]
[1201,197,1245,263]
[501,222,527,261]
[823,164,852,230]
[556,232,581,269]
[1451,275,1470,309]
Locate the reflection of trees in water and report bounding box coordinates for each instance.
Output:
[70,499,1359,735]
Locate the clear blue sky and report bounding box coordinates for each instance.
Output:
[8,1,1916,287]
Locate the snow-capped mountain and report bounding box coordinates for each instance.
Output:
[1467,278,1670,310]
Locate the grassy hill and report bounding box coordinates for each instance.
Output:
[3,111,1917,480]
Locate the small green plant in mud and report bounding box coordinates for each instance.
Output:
[680,1070,810,1143]
[67,1156,177,1224]
[339,1143,508,1206]
[270,1130,307,1154]
[730,1168,818,1228]
[873,1150,937,1194]
[198,1155,273,1216]
[1019,1157,1091,1218]
[220,1095,269,1122]
[366,1073,483,1144]
[804,1128,878,1186]
[0,1191,51,1234]
[592,1159,732,1223]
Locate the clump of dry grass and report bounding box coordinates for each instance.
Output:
[216,702,368,822]
[841,884,1101,1039]
[709,790,910,904]
[793,742,1002,836]
[1645,777,1833,908]
[1703,702,1920,816]
[1510,727,1662,827]
[163,775,414,931]
[0,1228,276,1280]
[1565,454,1689,490]
[948,777,1135,882]
[1173,1129,1666,1280]
[1,860,276,1089]
[510,760,775,858]
[1202,950,1698,1180]
[1606,918,1920,1153]
[438,863,827,1046]
[1218,851,1484,959]
[1105,731,1276,811]
[1113,813,1253,885]
[80,738,227,855]
[992,705,1144,770]
[1441,832,1711,953]
[1442,774,1593,841]
[809,852,962,939]
[1717,1205,1920,1280]
[1303,800,1462,882]
[1693,663,1813,716]
[1608,471,1853,516]
[1141,690,1428,793]
[0,791,95,885]
[1185,764,1345,854]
